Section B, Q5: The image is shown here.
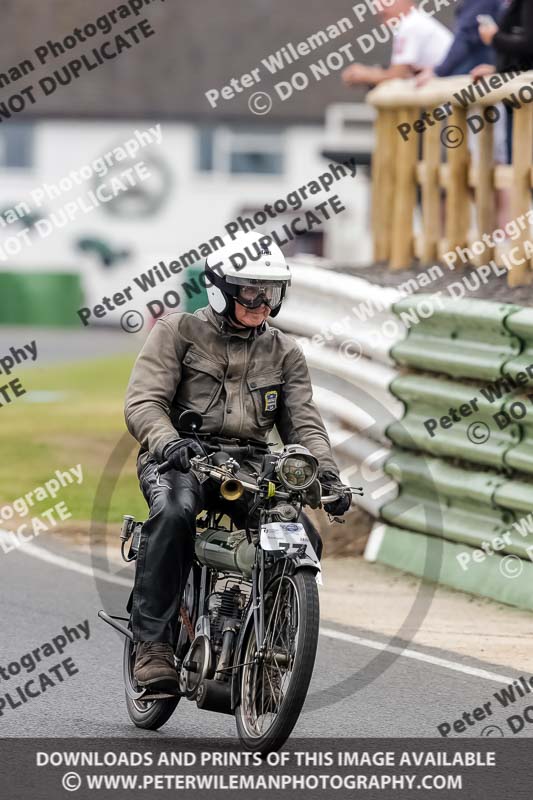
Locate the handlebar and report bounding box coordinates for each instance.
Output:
[159,456,362,506]
[158,442,261,474]
[321,493,345,503]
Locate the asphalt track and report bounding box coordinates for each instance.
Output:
[1,531,529,741]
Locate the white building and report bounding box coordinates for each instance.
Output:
[0,1,381,324]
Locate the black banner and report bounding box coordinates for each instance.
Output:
[1,737,532,800]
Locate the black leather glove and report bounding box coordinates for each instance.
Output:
[162,439,204,472]
[319,468,352,517]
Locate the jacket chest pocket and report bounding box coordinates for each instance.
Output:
[176,351,224,414]
[247,371,284,428]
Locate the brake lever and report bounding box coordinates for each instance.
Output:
[321,484,365,497]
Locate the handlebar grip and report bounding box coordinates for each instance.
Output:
[223,444,251,455]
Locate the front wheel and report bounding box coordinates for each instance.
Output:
[235,568,319,754]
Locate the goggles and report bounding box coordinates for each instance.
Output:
[227,278,285,310]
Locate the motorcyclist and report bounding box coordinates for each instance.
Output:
[124,231,352,691]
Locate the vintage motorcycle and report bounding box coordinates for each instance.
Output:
[99,411,362,754]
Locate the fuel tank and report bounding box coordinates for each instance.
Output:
[194,528,256,577]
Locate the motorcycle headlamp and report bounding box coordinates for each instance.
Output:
[276,447,319,490]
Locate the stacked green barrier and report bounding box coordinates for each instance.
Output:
[388,373,518,467]
[505,307,533,376]
[502,307,533,473]
[373,524,533,611]
[382,451,533,559]
[369,295,533,612]
[391,296,521,380]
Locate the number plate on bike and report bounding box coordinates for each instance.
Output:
[260,522,318,561]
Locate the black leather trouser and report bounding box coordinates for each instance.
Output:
[130,457,323,643]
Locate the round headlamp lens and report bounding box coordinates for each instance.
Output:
[278,455,317,489]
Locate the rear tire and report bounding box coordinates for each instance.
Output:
[123,566,198,730]
[235,568,319,754]
[123,634,180,730]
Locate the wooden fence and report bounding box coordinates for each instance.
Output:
[367,72,533,286]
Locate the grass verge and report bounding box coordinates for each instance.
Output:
[1,354,147,525]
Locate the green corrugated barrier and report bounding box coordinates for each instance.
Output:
[371,524,533,612]
[505,307,533,376]
[369,295,533,612]
[391,295,521,380]
[387,373,518,467]
[381,450,533,559]
[0,272,84,326]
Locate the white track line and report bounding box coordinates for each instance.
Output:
[2,531,513,684]
[320,627,512,684]
[0,530,131,587]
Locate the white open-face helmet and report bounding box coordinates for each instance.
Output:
[205,231,291,320]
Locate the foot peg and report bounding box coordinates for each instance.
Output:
[140,690,180,700]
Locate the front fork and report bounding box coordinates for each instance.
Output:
[251,548,265,660]
[251,549,291,664]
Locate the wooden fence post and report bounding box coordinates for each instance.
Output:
[445,105,470,254]
[390,107,418,270]
[475,115,496,265]
[420,118,441,263]
[372,108,398,263]
[508,104,533,287]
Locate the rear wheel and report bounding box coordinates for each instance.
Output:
[123,567,198,730]
[123,635,180,730]
[235,568,319,754]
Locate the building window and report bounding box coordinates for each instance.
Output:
[197,126,284,175]
[197,127,214,172]
[0,123,34,168]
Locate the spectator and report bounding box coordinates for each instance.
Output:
[478,0,533,73]
[342,0,452,87]
[473,0,533,161]
[416,0,508,172]
[416,0,504,86]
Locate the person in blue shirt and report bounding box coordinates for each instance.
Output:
[416,0,504,84]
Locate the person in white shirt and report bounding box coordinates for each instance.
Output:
[342,0,453,87]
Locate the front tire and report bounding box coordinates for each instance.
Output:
[235,568,319,754]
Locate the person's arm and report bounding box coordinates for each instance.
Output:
[435,17,485,77]
[124,318,185,461]
[436,0,499,76]
[342,62,412,87]
[276,345,339,474]
[434,38,471,77]
[493,0,533,55]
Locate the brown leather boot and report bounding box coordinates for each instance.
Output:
[133,642,179,690]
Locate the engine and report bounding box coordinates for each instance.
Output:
[207,584,247,647]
